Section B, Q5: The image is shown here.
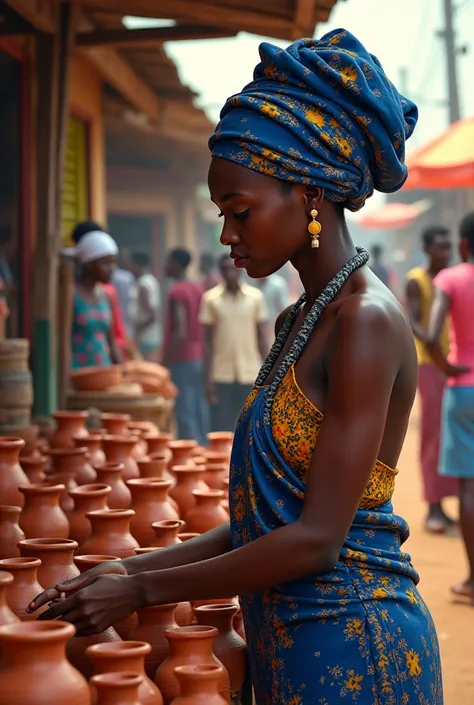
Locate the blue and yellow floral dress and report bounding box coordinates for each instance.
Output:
[229,252,443,704]
[71,288,112,370]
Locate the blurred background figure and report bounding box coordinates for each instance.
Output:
[0,227,14,339]
[257,272,291,353]
[130,252,162,362]
[369,244,391,289]
[200,254,267,432]
[112,250,136,341]
[199,251,221,291]
[406,225,456,533]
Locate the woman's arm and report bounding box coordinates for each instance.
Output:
[426,286,468,377]
[104,288,124,364]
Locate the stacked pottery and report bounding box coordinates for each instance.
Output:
[129,429,148,460]
[20,455,47,483]
[151,520,185,548]
[184,490,229,534]
[18,538,79,586]
[91,673,143,705]
[0,571,20,625]
[48,447,96,486]
[102,436,139,481]
[207,433,233,457]
[50,410,88,449]
[170,467,209,518]
[79,509,139,558]
[69,483,111,545]
[0,557,46,621]
[19,483,69,538]
[203,462,228,491]
[128,602,179,680]
[128,479,180,546]
[0,506,24,558]
[145,433,173,465]
[0,437,28,506]
[94,462,131,509]
[147,454,179,490]
[44,473,77,514]
[74,433,106,468]
[101,413,131,436]
[172,665,228,705]
[168,441,197,469]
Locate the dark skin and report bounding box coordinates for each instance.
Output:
[28,158,418,635]
[161,256,188,367]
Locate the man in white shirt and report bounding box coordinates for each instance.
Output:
[257,272,291,352]
[130,252,162,361]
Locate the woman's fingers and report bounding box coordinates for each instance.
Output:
[36,592,79,621]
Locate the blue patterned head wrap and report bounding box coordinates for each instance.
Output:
[209,29,418,212]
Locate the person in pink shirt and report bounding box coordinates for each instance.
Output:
[428,212,474,601]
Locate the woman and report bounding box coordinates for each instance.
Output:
[71,230,122,368]
[29,30,442,703]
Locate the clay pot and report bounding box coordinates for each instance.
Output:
[194,604,247,697]
[155,626,230,705]
[101,413,131,436]
[51,411,88,449]
[0,506,24,558]
[207,433,233,456]
[137,457,167,480]
[203,463,228,491]
[18,538,79,587]
[91,672,142,705]
[177,533,200,542]
[184,490,228,534]
[45,472,78,514]
[151,520,184,548]
[148,454,179,490]
[69,483,111,545]
[74,434,106,468]
[48,447,96,486]
[94,462,131,509]
[20,455,47,484]
[169,468,209,518]
[128,603,179,679]
[129,421,158,435]
[128,479,180,546]
[0,621,90,704]
[145,434,173,464]
[0,557,46,621]
[87,641,163,705]
[0,437,28,507]
[0,571,20,625]
[79,509,139,558]
[19,483,69,539]
[129,429,148,460]
[205,452,230,465]
[103,436,139,481]
[168,441,197,468]
[172,664,228,705]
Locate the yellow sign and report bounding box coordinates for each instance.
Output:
[61,115,88,246]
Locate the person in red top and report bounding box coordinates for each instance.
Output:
[162,248,208,444]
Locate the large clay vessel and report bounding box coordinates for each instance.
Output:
[0,572,19,625]
[193,604,247,698]
[20,455,47,484]
[172,665,228,705]
[18,538,79,587]
[79,509,139,558]
[74,434,106,468]
[94,462,131,509]
[87,641,163,705]
[103,436,139,481]
[155,626,230,705]
[48,447,96,486]
[203,463,228,491]
[0,621,90,704]
[151,520,184,548]
[0,437,28,507]
[19,483,69,539]
[101,413,131,436]
[128,479,180,546]
[51,411,88,449]
[207,433,233,456]
[0,506,24,558]
[128,603,178,680]
[91,672,142,705]
[168,441,197,468]
[184,491,229,534]
[69,483,111,545]
[45,472,78,514]
[0,557,46,620]
[169,468,209,518]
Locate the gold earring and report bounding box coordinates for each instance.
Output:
[308,209,322,248]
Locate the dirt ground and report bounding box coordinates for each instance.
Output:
[395,402,473,704]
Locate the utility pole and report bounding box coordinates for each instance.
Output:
[442,0,461,123]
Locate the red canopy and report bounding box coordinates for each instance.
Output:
[357,200,431,230]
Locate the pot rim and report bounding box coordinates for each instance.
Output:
[165,625,218,639]
[0,570,14,586]
[86,639,151,658]
[169,440,198,450]
[192,489,224,499]
[152,519,185,530]
[101,413,131,422]
[46,446,88,457]
[0,620,75,641]
[0,557,41,569]
[19,483,65,494]
[85,508,135,519]
[90,672,143,689]
[18,538,78,551]
[0,505,22,515]
[194,602,239,615]
[93,462,125,473]
[69,483,111,496]
[52,411,87,421]
[102,435,137,446]
[0,437,25,449]
[126,478,172,488]
[19,456,48,467]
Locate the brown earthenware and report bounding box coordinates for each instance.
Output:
[94,462,131,509]
[169,468,209,518]
[0,571,20,626]
[101,413,131,436]
[184,490,229,534]
[206,432,233,456]
[128,603,179,680]
[102,436,139,481]
[168,440,197,469]
[0,506,24,558]
[50,411,88,449]
[20,455,48,484]
[78,509,139,559]
[69,483,111,545]
[74,433,106,468]
[127,479,180,546]
[151,520,184,548]
[44,472,78,514]
[48,447,96,486]
[90,672,143,705]
[172,664,228,705]
[19,483,69,539]
[18,538,79,587]
[0,437,28,507]
[0,557,46,621]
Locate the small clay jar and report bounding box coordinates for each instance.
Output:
[19,483,70,539]
[151,520,185,548]
[79,509,140,559]
[184,490,229,534]
[103,436,139,481]
[0,621,90,705]
[87,641,163,705]
[172,664,228,705]
[168,440,197,468]
[101,413,131,436]
[128,603,179,680]
[129,421,158,435]
[48,447,96,486]
[207,432,233,456]
[44,472,78,514]
[144,434,173,464]
[148,453,178,490]
[20,455,48,484]
[169,468,209,518]
[94,462,131,509]
[0,557,46,621]
[137,457,167,480]
[155,626,230,705]
[203,463,229,491]
[91,672,143,705]
[0,571,20,625]
[18,538,80,588]
[177,533,200,542]
[129,429,148,460]
[0,437,28,507]
[0,506,24,558]
[74,433,106,468]
[194,604,247,697]
[69,483,111,545]
[51,410,88,449]
[127,479,180,546]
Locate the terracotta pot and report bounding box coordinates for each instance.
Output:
[172,664,228,705]
[192,456,206,467]
[169,468,209,518]
[44,472,77,514]
[207,433,233,456]
[193,604,247,696]
[20,455,47,484]
[69,483,111,545]
[184,491,228,534]
[129,429,148,460]
[151,520,184,548]
[79,509,139,559]
[0,557,46,621]
[203,464,228,491]
[155,626,230,705]
[94,462,131,509]
[103,436,139,481]
[129,421,158,435]
[168,441,197,469]
[145,434,173,464]
[51,411,88,449]
[128,479,180,546]
[0,621,90,704]
[205,452,230,465]
[177,533,200,542]
[0,571,20,625]
[74,434,106,468]
[148,454,178,490]
[91,672,142,705]
[18,538,79,587]
[137,457,167,480]
[67,628,122,682]
[0,437,28,507]
[128,603,178,680]
[48,447,96,486]
[87,641,163,705]
[0,506,24,558]
[101,413,131,436]
[19,483,70,539]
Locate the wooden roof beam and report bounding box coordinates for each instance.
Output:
[77,23,237,47]
[3,0,56,33]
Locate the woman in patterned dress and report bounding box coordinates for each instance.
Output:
[30,29,443,704]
